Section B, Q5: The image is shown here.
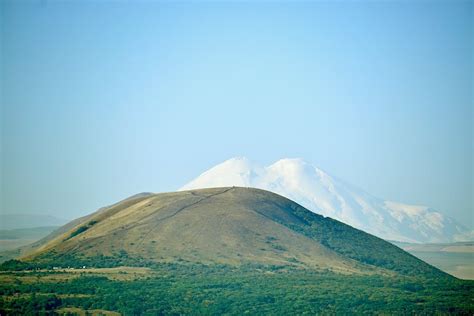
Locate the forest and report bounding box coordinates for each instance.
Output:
[1,261,473,315]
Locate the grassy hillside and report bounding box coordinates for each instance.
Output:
[7,187,446,279]
[0,213,95,263]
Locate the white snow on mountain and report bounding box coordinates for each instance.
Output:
[180,157,473,243]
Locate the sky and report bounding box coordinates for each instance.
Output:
[1,1,472,227]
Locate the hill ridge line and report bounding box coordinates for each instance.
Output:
[135,187,235,248]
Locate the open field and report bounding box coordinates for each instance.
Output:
[392,241,474,280]
[56,307,120,316]
[0,227,59,252]
[408,251,474,280]
[0,266,153,284]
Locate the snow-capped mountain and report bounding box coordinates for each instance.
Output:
[180,157,473,243]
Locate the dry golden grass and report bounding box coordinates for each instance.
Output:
[0,266,153,284]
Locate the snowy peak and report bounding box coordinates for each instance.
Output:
[180,157,261,190]
[180,157,473,243]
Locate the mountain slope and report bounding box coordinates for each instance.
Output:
[20,187,446,278]
[180,157,473,243]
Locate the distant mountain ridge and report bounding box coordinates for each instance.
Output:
[0,213,69,230]
[180,157,473,243]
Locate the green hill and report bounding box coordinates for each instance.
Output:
[16,187,445,278]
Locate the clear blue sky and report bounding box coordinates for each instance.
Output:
[1,1,472,226]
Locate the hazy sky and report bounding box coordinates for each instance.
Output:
[1,1,472,227]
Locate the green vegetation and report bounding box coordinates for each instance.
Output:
[0,263,472,315]
[66,221,98,240]
[279,203,447,277]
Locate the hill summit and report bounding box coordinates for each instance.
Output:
[21,187,445,278]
